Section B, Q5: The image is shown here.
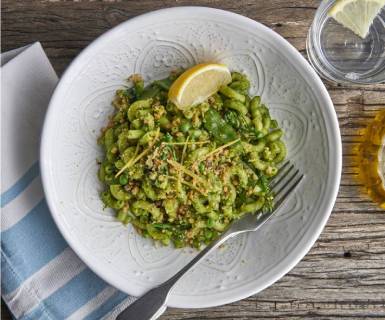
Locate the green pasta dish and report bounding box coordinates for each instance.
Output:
[98,65,287,248]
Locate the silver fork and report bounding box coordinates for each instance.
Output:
[117,161,303,320]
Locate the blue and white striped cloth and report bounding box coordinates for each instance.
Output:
[1,43,136,319]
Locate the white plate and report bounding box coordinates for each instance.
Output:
[40,7,342,308]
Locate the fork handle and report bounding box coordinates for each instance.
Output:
[116,229,234,320]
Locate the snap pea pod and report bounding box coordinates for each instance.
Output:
[203,108,238,144]
[219,85,246,103]
[139,86,161,100]
[223,99,248,115]
[153,77,173,91]
[133,78,144,97]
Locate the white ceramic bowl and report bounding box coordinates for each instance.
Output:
[40,7,342,308]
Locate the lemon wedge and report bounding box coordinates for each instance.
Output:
[328,0,385,38]
[168,63,231,109]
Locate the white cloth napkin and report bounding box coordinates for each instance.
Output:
[1,42,140,320]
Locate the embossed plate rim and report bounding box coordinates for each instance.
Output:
[40,6,342,308]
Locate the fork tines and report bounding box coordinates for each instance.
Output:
[269,161,304,211]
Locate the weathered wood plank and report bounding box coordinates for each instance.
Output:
[2,1,385,320]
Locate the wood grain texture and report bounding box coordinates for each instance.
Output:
[2,1,385,319]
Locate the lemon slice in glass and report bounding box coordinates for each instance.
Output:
[328,0,385,38]
[168,63,231,109]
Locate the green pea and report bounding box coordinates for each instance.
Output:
[179,120,191,133]
[190,129,202,139]
[204,229,213,240]
[158,116,170,129]
[119,173,129,185]
[163,132,173,142]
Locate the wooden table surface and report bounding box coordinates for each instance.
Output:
[2,0,385,319]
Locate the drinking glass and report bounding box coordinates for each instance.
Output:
[307,0,385,84]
